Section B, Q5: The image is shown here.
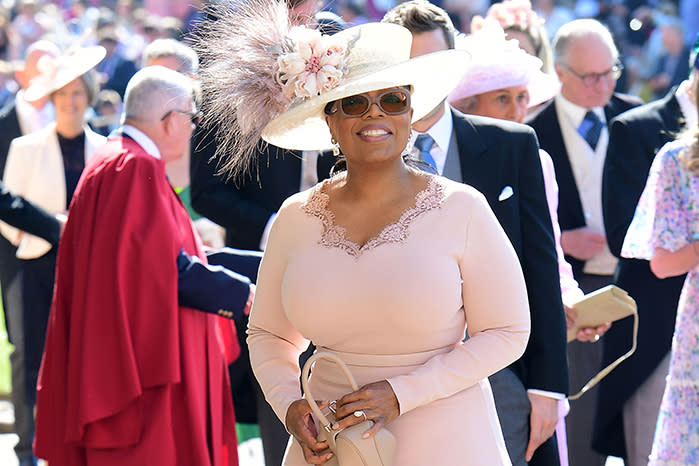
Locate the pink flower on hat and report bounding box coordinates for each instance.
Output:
[276,26,348,101]
[472,0,543,33]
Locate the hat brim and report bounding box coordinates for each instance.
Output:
[527,70,560,108]
[262,48,471,151]
[25,46,106,102]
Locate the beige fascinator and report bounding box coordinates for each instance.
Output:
[24,46,106,103]
[197,0,470,179]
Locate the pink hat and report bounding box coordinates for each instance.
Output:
[447,20,559,108]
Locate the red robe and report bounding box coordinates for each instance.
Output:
[34,136,238,465]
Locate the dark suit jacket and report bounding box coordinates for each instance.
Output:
[451,110,568,395]
[190,125,335,250]
[0,180,60,245]
[0,102,24,343]
[526,94,643,277]
[593,89,687,457]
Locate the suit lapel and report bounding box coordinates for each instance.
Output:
[450,109,488,183]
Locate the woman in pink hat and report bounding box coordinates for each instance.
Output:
[0,45,106,418]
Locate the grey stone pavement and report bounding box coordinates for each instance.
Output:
[0,397,626,466]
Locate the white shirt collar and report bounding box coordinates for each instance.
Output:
[555,94,606,129]
[676,80,698,130]
[121,124,161,159]
[409,103,453,175]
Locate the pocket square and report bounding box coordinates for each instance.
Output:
[498,186,514,201]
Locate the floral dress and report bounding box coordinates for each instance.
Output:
[622,139,699,464]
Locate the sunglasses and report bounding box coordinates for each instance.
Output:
[326,89,411,117]
[161,109,202,126]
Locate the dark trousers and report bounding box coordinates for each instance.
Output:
[490,367,561,466]
[21,249,56,405]
[566,273,612,466]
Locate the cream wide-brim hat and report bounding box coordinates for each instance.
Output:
[261,22,471,151]
[24,46,106,103]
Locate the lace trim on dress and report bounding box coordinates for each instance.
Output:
[302,176,445,258]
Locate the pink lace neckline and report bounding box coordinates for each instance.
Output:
[302,176,445,258]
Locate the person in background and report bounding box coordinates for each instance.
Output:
[595,37,698,466]
[89,89,122,137]
[34,65,250,466]
[472,0,554,75]
[0,39,58,466]
[197,0,530,462]
[526,18,643,466]
[383,2,568,465]
[619,70,699,466]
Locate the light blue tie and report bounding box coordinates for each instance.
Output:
[414,133,437,172]
[578,111,603,151]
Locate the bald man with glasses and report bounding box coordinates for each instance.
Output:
[526,19,642,466]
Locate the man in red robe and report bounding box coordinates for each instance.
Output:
[34,66,239,465]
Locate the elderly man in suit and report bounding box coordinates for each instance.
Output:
[0,38,59,466]
[382,2,567,465]
[593,41,698,466]
[526,18,643,466]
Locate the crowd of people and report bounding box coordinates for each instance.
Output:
[0,0,696,465]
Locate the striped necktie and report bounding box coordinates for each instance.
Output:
[578,110,603,151]
[414,133,437,172]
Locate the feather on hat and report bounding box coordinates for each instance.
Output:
[197,0,470,179]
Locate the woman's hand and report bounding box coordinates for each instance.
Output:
[285,399,334,465]
[330,380,399,439]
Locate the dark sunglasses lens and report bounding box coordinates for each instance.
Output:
[380,91,408,114]
[341,94,370,115]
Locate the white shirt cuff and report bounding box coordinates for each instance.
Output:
[527,389,566,400]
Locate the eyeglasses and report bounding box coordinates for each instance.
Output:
[161,109,202,126]
[561,62,624,87]
[326,89,411,117]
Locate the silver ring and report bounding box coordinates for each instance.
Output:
[353,410,367,421]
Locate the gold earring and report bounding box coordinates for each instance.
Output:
[331,137,340,156]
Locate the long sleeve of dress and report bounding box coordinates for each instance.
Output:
[386,190,530,414]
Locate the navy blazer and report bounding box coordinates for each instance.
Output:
[593,89,686,457]
[451,110,569,395]
[526,94,643,277]
[0,180,60,245]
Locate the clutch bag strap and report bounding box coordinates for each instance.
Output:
[568,306,638,401]
[301,351,360,431]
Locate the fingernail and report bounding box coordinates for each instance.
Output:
[326,453,334,459]
[332,423,340,430]
[362,432,370,439]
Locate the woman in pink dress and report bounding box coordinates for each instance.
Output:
[197,1,531,464]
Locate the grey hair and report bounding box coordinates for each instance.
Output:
[552,19,618,66]
[123,66,194,123]
[141,38,199,76]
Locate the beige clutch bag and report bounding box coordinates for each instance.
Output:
[301,352,396,466]
[567,285,638,401]
[567,285,636,342]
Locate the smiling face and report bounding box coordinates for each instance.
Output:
[470,84,530,123]
[325,87,413,166]
[52,77,90,126]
